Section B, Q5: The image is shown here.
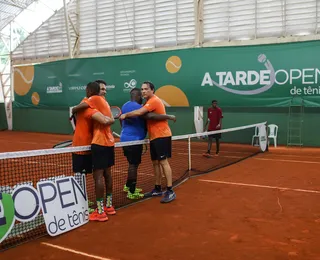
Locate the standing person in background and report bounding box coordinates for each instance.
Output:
[120,88,176,200]
[204,100,223,157]
[120,81,176,204]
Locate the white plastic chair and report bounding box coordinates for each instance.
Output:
[268,124,278,147]
[251,126,259,146]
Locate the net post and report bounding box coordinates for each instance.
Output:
[265,121,269,152]
[188,136,191,172]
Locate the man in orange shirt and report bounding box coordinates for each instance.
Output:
[120,81,176,203]
[72,82,115,188]
[72,82,116,222]
[96,79,107,97]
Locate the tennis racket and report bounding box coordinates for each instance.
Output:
[70,114,77,127]
[53,140,73,149]
[111,106,122,119]
[113,131,120,138]
[69,106,77,131]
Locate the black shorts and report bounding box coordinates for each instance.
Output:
[208,133,221,139]
[123,144,143,165]
[72,153,92,174]
[91,144,115,170]
[150,137,172,161]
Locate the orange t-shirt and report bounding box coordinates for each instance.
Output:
[143,95,172,141]
[72,97,97,147]
[85,95,114,147]
[72,98,98,154]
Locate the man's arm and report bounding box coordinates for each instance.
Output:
[120,107,149,120]
[92,112,114,125]
[216,109,223,129]
[142,112,176,122]
[205,119,209,130]
[72,102,89,114]
[205,109,210,131]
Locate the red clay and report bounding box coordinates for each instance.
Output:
[1,131,320,260]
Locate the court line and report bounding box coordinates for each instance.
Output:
[178,153,320,164]
[178,152,247,159]
[41,242,115,260]
[254,157,320,164]
[198,179,320,194]
[261,153,320,159]
[175,148,254,155]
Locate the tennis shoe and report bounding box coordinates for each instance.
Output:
[202,152,212,158]
[144,189,163,198]
[123,185,142,193]
[104,206,116,215]
[89,209,108,222]
[160,190,176,203]
[127,191,144,200]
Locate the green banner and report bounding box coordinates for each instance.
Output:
[13,40,320,108]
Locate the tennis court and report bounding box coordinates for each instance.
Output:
[1,126,320,260]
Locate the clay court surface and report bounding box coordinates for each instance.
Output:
[1,130,320,260]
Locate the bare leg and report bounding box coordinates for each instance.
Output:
[127,164,139,193]
[216,138,220,154]
[152,160,162,186]
[207,136,213,153]
[159,159,176,203]
[93,169,105,213]
[159,159,172,187]
[103,167,116,214]
[103,167,112,195]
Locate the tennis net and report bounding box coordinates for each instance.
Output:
[0,122,267,251]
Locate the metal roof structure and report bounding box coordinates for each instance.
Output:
[9,0,320,65]
[0,0,35,31]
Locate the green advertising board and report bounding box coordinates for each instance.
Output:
[13,40,320,108]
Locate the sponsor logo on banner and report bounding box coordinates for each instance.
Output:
[120,70,137,92]
[69,85,115,92]
[120,70,136,77]
[68,85,86,92]
[123,79,137,93]
[0,193,15,243]
[47,82,63,94]
[201,53,320,96]
[106,84,115,90]
[0,175,89,243]
[36,176,89,236]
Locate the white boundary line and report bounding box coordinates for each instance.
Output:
[41,242,115,260]
[262,153,320,159]
[178,153,320,164]
[178,152,246,159]
[198,179,320,194]
[254,157,320,164]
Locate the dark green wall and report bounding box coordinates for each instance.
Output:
[13,108,72,134]
[0,103,8,130]
[12,107,319,147]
